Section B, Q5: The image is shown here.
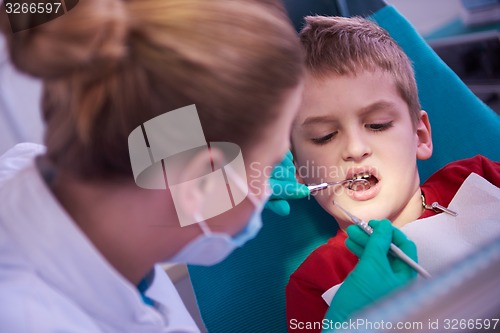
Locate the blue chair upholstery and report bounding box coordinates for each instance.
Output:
[188,5,500,333]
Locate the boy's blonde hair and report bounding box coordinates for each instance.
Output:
[300,16,420,127]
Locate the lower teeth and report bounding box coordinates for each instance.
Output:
[349,176,377,191]
[350,180,371,191]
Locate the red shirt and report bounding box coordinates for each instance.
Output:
[286,156,500,332]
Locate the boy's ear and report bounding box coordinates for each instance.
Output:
[416,110,433,160]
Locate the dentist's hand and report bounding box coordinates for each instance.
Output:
[323,219,418,329]
[264,151,309,216]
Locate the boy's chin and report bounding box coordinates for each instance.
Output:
[329,204,393,229]
[334,218,354,231]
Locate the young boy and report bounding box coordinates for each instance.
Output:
[286,16,500,332]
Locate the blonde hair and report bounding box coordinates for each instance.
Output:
[0,0,303,179]
[299,16,420,126]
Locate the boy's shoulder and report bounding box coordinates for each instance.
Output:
[286,231,357,328]
[421,155,500,218]
[429,155,499,180]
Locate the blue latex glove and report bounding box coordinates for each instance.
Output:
[324,219,418,329]
[264,151,309,216]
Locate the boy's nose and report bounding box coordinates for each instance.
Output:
[341,130,372,163]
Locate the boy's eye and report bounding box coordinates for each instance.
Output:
[366,121,393,131]
[311,132,337,145]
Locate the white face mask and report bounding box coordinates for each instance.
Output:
[168,173,271,266]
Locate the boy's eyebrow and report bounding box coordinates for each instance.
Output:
[301,115,338,127]
[301,100,399,127]
[359,100,398,116]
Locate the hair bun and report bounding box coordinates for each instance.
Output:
[1,0,128,78]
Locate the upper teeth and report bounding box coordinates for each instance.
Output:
[352,172,370,181]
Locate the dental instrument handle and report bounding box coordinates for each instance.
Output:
[307,183,329,192]
[335,203,431,279]
[355,219,431,278]
[307,181,350,192]
[388,244,431,279]
[307,178,369,193]
[357,220,431,279]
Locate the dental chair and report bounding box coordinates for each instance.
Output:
[188,2,500,332]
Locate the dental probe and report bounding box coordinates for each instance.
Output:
[307,178,369,193]
[335,202,431,279]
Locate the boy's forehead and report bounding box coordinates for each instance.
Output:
[297,70,407,123]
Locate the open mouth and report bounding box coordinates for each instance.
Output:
[347,171,379,192]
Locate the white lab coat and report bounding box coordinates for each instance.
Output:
[0,144,200,333]
[0,33,44,155]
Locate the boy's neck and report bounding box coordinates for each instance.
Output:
[391,188,425,228]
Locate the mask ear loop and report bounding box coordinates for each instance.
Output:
[224,164,265,208]
[194,213,212,235]
[193,164,256,237]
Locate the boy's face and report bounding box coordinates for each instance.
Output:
[291,70,432,229]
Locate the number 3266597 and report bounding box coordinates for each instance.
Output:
[5,2,62,14]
